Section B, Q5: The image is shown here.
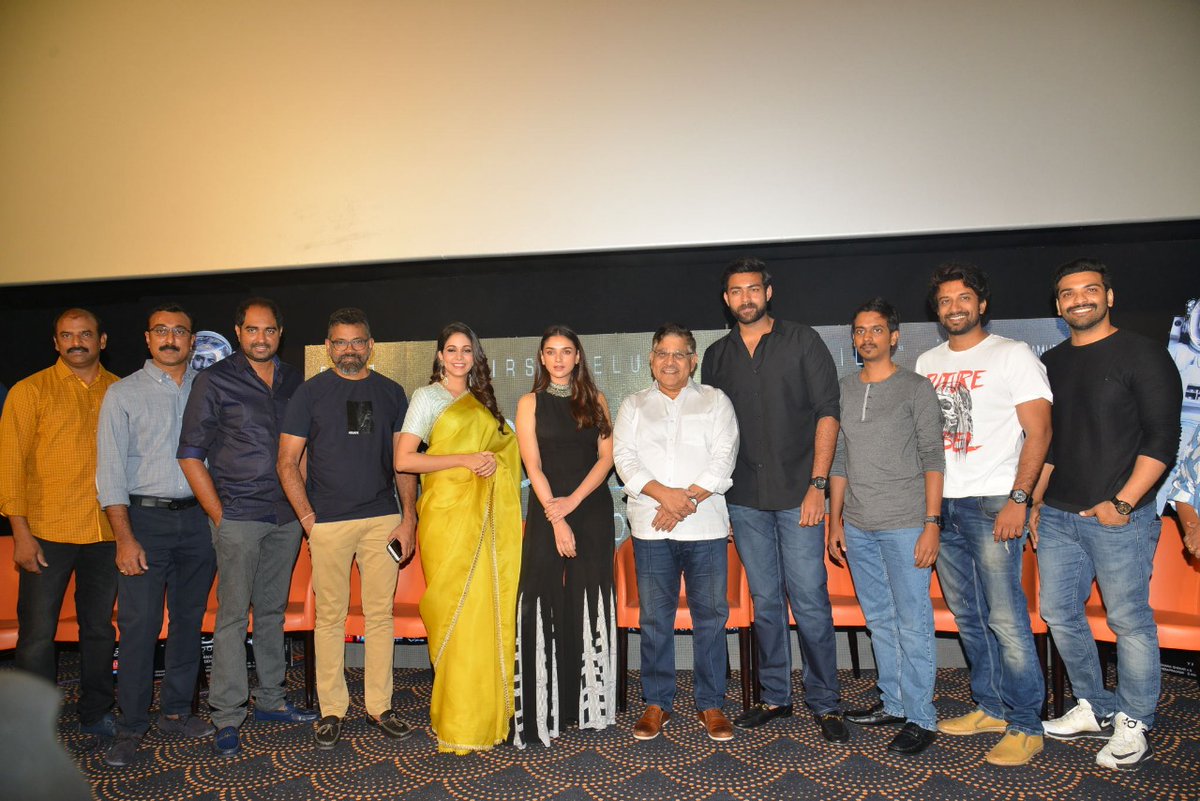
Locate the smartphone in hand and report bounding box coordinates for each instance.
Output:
[386,539,404,563]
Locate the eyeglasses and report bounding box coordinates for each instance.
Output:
[651,349,694,361]
[330,338,370,351]
[149,325,191,338]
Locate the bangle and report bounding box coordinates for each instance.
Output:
[300,512,316,523]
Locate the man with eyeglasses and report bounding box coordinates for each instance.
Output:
[613,323,739,742]
[177,298,315,758]
[0,308,120,739]
[97,304,217,767]
[278,307,418,750]
[701,257,849,743]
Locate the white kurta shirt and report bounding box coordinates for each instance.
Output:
[613,380,739,541]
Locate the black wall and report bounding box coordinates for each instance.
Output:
[1,219,1197,385]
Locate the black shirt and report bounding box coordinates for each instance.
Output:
[177,352,302,523]
[1041,328,1182,513]
[702,319,841,510]
[280,369,408,523]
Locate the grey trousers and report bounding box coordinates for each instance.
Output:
[208,518,303,729]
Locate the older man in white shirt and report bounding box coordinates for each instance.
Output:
[613,323,739,743]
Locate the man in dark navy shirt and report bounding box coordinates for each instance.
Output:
[278,307,417,751]
[178,298,315,758]
[701,258,848,743]
[1033,260,1182,771]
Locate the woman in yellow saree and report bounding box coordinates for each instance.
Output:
[395,322,522,753]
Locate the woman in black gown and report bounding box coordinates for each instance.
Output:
[513,325,616,747]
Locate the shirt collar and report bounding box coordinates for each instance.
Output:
[653,379,697,400]
[141,358,196,386]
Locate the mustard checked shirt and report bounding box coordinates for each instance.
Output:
[0,358,119,543]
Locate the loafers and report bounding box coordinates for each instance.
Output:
[313,716,342,750]
[697,708,734,741]
[846,702,905,726]
[888,722,937,755]
[816,712,850,743]
[213,725,241,757]
[80,711,116,738]
[103,733,141,767]
[368,709,415,740]
[158,714,215,738]
[937,709,1007,736]
[633,705,670,740]
[733,702,793,730]
[254,701,320,723]
[985,731,1044,766]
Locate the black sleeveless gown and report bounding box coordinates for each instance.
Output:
[513,392,616,747]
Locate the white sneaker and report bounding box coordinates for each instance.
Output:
[1043,699,1114,741]
[1096,713,1154,771]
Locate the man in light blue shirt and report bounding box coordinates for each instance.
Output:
[97,304,217,767]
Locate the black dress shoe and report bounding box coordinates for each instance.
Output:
[815,713,850,743]
[888,722,937,755]
[846,702,906,726]
[733,703,794,729]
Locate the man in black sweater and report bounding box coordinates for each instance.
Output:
[1032,259,1181,771]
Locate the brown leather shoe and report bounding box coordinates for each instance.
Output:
[698,708,734,741]
[633,705,671,740]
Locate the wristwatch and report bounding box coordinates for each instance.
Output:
[923,514,943,528]
[810,476,829,491]
[1009,489,1030,506]
[1110,496,1133,516]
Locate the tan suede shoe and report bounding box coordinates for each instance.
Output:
[937,709,1008,735]
[985,731,1044,766]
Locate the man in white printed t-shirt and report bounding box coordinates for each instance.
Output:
[915,263,1053,767]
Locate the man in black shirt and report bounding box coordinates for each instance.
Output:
[278,308,418,750]
[178,298,315,758]
[1033,259,1181,771]
[701,258,848,743]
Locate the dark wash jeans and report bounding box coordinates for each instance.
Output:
[16,538,117,725]
[115,505,215,736]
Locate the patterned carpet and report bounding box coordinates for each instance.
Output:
[32,655,1200,800]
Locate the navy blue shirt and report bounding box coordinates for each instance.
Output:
[177,352,302,523]
[280,369,408,523]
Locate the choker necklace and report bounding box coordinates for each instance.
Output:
[546,382,572,398]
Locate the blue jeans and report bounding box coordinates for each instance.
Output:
[844,523,937,731]
[208,518,303,729]
[1037,503,1161,727]
[16,539,117,726]
[728,504,840,714]
[115,505,216,736]
[939,496,1045,736]
[632,537,729,712]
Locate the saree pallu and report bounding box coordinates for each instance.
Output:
[417,393,522,753]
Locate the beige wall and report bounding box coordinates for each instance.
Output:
[2,0,1198,285]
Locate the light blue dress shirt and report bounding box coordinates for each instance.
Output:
[97,360,196,507]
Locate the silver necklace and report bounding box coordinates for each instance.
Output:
[546,382,572,398]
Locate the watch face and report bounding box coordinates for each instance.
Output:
[1112,499,1133,515]
[1010,490,1029,505]
[811,477,828,490]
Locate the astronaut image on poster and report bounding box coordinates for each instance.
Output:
[1163,297,1200,523]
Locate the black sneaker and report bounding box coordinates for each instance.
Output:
[314,716,342,750]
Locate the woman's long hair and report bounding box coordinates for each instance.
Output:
[531,324,612,438]
[429,322,505,431]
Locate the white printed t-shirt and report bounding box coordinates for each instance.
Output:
[915,334,1052,499]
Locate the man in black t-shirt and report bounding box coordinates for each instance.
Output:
[1032,259,1181,771]
[278,308,419,751]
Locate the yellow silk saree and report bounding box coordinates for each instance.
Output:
[417,392,522,753]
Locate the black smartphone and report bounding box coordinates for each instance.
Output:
[386,539,404,563]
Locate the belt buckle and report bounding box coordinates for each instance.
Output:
[168,499,184,511]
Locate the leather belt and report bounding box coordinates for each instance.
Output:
[129,495,199,511]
